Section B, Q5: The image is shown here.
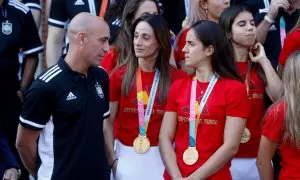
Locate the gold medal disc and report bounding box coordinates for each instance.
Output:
[241,127,251,143]
[183,147,199,165]
[133,135,150,154]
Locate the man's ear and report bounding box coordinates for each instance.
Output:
[76,32,86,45]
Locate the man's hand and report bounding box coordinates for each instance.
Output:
[268,0,290,19]
[3,168,20,180]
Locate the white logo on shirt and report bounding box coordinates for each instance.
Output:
[2,21,12,35]
[74,0,85,5]
[95,82,104,99]
[66,92,77,101]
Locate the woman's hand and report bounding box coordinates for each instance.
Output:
[249,43,268,64]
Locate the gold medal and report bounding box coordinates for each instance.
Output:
[241,127,251,143]
[183,147,199,165]
[133,135,150,154]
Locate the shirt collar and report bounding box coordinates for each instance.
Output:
[58,56,95,84]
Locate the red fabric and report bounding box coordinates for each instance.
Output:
[263,101,300,180]
[100,49,119,73]
[174,28,189,63]
[279,29,300,65]
[109,66,185,146]
[235,62,265,158]
[164,75,250,180]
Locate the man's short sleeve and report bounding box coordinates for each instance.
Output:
[23,0,41,11]
[22,11,43,56]
[20,82,54,130]
[48,0,68,28]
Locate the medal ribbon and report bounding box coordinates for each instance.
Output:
[245,61,252,97]
[189,74,218,147]
[99,0,109,18]
[136,68,160,136]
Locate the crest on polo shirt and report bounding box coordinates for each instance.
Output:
[2,21,12,35]
[95,82,104,99]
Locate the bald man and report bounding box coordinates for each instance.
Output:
[15,13,110,180]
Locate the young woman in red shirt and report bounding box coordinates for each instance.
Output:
[173,0,230,74]
[278,16,300,78]
[219,5,282,180]
[159,20,250,180]
[104,14,184,180]
[257,50,300,180]
[100,0,160,73]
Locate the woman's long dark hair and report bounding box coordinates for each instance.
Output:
[113,0,160,67]
[190,20,242,81]
[219,5,267,84]
[122,14,171,104]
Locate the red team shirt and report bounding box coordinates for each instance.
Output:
[174,28,189,64]
[279,28,300,65]
[164,75,250,180]
[100,48,119,73]
[263,101,300,180]
[235,62,265,157]
[110,66,185,146]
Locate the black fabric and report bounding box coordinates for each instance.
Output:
[22,0,41,11]
[0,0,43,93]
[20,57,110,179]
[49,0,108,28]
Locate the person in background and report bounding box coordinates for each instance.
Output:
[104,14,184,180]
[159,20,250,180]
[231,0,300,69]
[220,5,282,180]
[100,0,159,73]
[257,50,300,180]
[173,0,230,74]
[46,0,109,67]
[0,0,43,179]
[278,15,300,77]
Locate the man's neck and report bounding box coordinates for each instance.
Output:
[65,51,89,75]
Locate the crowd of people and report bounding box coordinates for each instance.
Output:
[1,0,300,179]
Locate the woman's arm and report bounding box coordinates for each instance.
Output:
[159,112,182,179]
[256,135,277,180]
[190,116,246,180]
[249,43,282,101]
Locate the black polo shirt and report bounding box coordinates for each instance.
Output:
[49,0,108,28]
[19,57,110,180]
[48,0,109,54]
[22,0,41,11]
[0,0,43,93]
[231,0,298,69]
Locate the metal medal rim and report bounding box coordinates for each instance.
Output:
[133,135,150,154]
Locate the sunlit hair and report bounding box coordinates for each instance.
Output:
[190,20,242,81]
[122,14,172,104]
[282,50,300,148]
[113,0,160,67]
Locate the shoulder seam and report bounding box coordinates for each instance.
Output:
[9,0,29,13]
[39,65,62,83]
